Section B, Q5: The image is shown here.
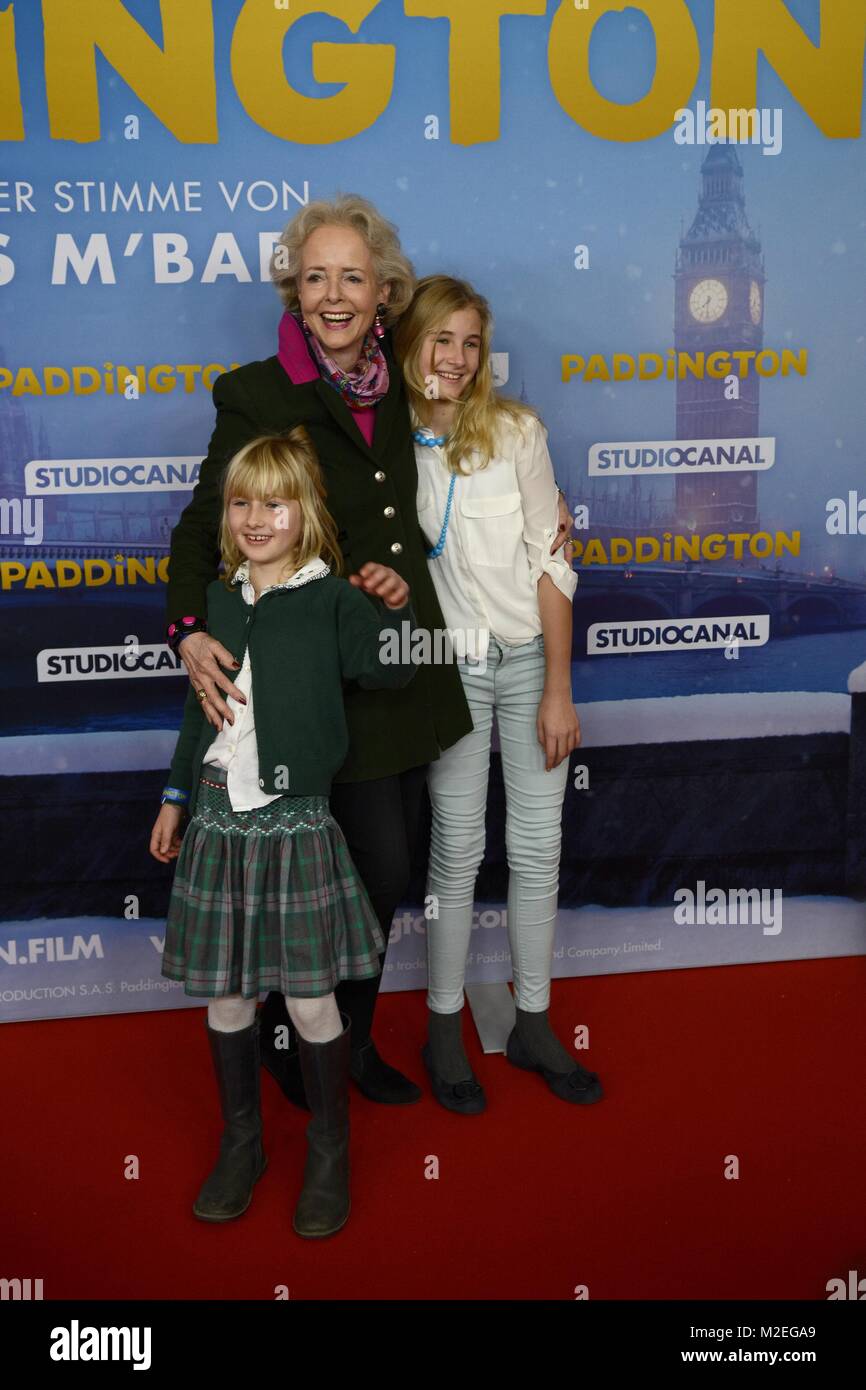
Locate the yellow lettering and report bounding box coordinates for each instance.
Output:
[561,354,585,382]
[232,0,394,144]
[584,355,610,382]
[702,534,726,560]
[25,562,54,590]
[609,538,633,563]
[581,539,608,565]
[84,560,112,586]
[0,6,24,140]
[781,348,808,376]
[775,530,800,558]
[635,537,660,562]
[42,0,217,143]
[406,1,545,144]
[712,0,865,138]
[549,0,700,141]
[148,365,177,393]
[1,561,26,589]
[56,561,82,588]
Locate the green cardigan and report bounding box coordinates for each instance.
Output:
[167,574,418,814]
[166,331,472,783]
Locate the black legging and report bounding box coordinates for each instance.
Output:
[264,762,430,1045]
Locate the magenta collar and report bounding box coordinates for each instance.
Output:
[276,310,377,446]
[277,310,319,385]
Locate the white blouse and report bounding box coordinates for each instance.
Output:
[202,556,330,811]
[414,412,577,647]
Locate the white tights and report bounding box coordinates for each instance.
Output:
[207,992,341,1044]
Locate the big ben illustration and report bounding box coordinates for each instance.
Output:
[674,144,765,538]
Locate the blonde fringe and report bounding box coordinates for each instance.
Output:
[218,429,344,587]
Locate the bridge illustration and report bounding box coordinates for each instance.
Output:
[571,564,866,645]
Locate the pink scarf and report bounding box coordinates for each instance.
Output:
[277,311,388,446]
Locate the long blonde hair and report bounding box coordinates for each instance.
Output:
[218,429,343,587]
[269,193,415,328]
[393,274,537,474]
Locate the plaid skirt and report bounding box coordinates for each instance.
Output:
[161,770,386,998]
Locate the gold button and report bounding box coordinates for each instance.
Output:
[384,506,395,518]
[374,470,386,482]
[390,542,403,555]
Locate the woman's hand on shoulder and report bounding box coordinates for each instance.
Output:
[177,630,245,730]
[149,804,186,863]
[349,562,410,611]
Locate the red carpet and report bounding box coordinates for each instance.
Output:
[3,957,865,1301]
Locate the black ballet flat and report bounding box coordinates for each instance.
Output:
[505,1028,604,1105]
[421,1043,487,1115]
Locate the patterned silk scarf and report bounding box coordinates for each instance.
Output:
[290,312,390,410]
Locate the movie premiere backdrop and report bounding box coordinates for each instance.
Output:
[2,0,866,1023]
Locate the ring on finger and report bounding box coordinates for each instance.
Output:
[196,688,207,702]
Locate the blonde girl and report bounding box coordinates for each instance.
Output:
[394,277,603,1112]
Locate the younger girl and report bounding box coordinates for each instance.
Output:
[149,429,415,1235]
[394,276,604,1113]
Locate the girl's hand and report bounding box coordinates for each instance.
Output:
[177,630,245,731]
[149,804,186,863]
[550,492,573,556]
[537,691,581,771]
[349,562,410,611]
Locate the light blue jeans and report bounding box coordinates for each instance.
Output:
[426,633,570,1014]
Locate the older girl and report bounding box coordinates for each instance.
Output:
[394,276,604,1112]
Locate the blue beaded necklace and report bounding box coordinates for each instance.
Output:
[413,428,454,559]
[412,428,449,448]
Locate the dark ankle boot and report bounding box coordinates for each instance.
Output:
[350,1037,422,1105]
[258,991,309,1111]
[293,1014,351,1239]
[338,974,422,1104]
[193,1019,268,1222]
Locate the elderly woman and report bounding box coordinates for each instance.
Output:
[166,194,571,1124]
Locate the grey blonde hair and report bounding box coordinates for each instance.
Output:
[269,193,415,326]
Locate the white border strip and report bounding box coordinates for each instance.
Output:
[0,692,851,775]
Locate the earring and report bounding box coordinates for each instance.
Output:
[373,303,387,339]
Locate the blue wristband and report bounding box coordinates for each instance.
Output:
[161,786,189,807]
